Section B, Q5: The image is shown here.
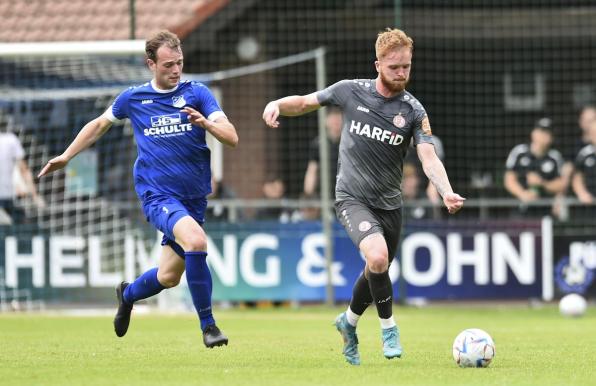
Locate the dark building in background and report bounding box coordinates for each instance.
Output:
[182,0,596,199]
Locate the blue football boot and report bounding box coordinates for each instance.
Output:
[381,325,403,359]
[334,312,360,365]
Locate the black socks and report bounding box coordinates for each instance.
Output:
[349,272,373,315]
[368,270,393,319]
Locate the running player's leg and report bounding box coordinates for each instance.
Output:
[157,244,186,287]
[172,216,228,348]
[359,233,401,358]
[333,200,379,365]
[123,245,183,302]
[364,207,404,359]
[359,233,393,324]
[336,201,377,327]
[113,245,180,337]
[347,271,373,326]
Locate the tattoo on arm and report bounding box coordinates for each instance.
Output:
[423,160,452,198]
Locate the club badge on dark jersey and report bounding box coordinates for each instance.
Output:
[393,113,406,128]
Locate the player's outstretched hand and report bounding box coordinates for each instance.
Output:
[38,155,69,178]
[262,102,280,128]
[443,192,465,214]
[182,106,208,128]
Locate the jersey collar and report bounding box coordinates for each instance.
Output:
[150,79,179,93]
[372,78,406,100]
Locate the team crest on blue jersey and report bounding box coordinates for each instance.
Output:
[172,95,187,108]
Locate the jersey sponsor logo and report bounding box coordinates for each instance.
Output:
[141,99,153,104]
[349,120,404,145]
[357,105,370,113]
[145,113,193,137]
[393,113,406,128]
[151,113,181,127]
[172,95,187,108]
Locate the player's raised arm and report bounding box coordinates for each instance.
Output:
[262,92,321,128]
[38,116,113,178]
[417,142,465,214]
[182,106,238,148]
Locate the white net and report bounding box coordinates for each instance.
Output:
[0,43,325,304]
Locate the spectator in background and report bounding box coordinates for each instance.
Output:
[206,176,239,222]
[572,119,596,205]
[303,107,342,198]
[0,110,43,224]
[561,106,596,187]
[256,175,294,222]
[293,192,321,222]
[575,106,596,155]
[504,117,566,216]
[561,106,596,162]
[401,162,429,219]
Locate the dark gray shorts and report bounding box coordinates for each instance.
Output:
[335,200,403,263]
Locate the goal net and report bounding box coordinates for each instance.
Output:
[0,40,326,307]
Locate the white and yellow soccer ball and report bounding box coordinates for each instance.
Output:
[452,328,496,368]
[559,293,587,317]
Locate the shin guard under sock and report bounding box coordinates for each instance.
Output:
[368,270,393,319]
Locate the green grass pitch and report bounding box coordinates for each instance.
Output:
[1,305,594,386]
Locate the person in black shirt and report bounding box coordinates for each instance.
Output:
[504,117,566,216]
[572,119,596,205]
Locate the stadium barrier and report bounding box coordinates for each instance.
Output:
[4,215,586,308]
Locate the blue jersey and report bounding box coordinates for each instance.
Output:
[104,80,225,200]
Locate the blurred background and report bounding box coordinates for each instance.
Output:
[0,0,594,310]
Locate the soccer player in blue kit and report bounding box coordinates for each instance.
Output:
[263,28,464,365]
[38,31,238,348]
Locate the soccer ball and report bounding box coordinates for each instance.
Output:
[452,328,495,368]
[559,293,587,317]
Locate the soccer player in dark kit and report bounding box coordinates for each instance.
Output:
[262,28,464,365]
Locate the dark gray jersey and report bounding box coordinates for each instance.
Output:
[317,79,434,209]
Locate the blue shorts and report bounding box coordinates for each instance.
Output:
[141,192,208,258]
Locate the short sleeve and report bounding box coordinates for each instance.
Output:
[548,149,564,176]
[412,108,434,146]
[316,80,352,107]
[575,145,594,172]
[192,82,226,122]
[103,88,132,122]
[432,135,445,160]
[11,133,25,161]
[505,144,526,170]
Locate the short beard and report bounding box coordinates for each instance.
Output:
[380,72,407,93]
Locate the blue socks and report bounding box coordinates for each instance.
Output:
[121,252,216,332]
[185,251,215,331]
[123,267,165,304]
